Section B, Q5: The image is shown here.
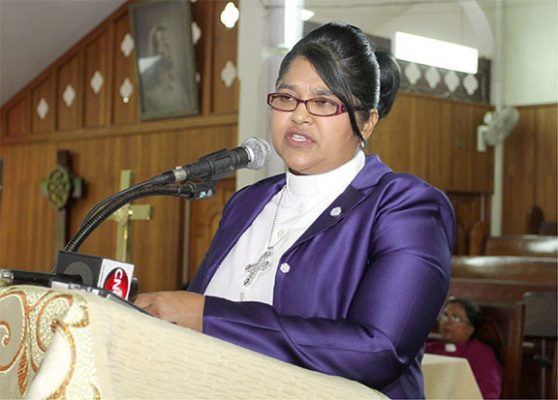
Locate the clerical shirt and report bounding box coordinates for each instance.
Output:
[205,150,365,304]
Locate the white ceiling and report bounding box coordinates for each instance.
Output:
[0,0,126,107]
[0,0,495,107]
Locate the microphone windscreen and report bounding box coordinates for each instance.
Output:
[244,137,270,170]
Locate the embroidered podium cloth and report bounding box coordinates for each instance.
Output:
[0,285,385,399]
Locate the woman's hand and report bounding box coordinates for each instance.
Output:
[133,291,205,332]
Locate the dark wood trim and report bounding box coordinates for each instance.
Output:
[0,113,237,145]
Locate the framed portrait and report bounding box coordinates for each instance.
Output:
[130,0,199,120]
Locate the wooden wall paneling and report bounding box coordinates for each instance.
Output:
[431,99,453,189]
[179,123,237,281]
[56,52,82,131]
[503,104,558,234]
[371,93,470,190]
[112,11,139,125]
[84,29,111,128]
[210,0,239,114]
[126,132,183,292]
[447,102,493,193]
[67,137,119,263]
[191,0,214,116]
[409,96,452,188]
[77,132,182,293]
[4,94,29,138]
[59,122,237,293]
[503,108,536,233]
[60,133,181,293]
[534,105,557,222]
[370,95,413,174]
[123,124,238,292]
[188,177,236,281]
[408,97,436,182]
[133,124,236,291]
[31,74,55,134]
[371,93,493,255]
[176,119,237,158]
[447,192,490,254]
[0,143,56,269]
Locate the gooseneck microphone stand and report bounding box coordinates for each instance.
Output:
[64,180,216,253]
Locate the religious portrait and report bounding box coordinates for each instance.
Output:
[130,0,199,120]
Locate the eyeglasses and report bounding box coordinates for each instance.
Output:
[267,93,348,117]
[439,312,470,324]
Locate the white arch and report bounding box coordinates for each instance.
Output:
[458,0,494,57]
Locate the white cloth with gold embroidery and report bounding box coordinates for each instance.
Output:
[0,285,385,399]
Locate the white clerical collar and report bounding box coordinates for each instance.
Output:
[286,150,365,197]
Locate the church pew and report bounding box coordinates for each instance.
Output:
[448,278,556,304]
[527,206,558,236]
[446,257,555,399]
[478,302,525,399]
[451,255,558,284]
[484,235,558,257]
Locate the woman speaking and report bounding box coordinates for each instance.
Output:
[135,22,455,398]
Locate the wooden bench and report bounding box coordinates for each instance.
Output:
[446,256,556,398]
[478,302,525,399]
[451,255,558,284]
[527,205,558,236]
[484,235,558,257]
[521,292,557,399]
[449,278,556,304]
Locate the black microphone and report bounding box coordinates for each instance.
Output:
[157,137,270,183]
[0,268,145,313]
[0,268,83,287]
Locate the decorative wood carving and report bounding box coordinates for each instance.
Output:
[211,0,239,114]
[112,12,138,125]
[31,76,55,133]
[56,53,82,131]
[84,31,110,128]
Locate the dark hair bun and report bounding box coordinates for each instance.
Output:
[375,52,400,118]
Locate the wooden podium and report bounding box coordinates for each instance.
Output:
[0,285,384,399]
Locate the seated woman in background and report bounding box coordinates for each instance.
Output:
[426,297,503,399]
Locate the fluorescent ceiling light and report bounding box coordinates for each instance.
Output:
[393,32,478,74]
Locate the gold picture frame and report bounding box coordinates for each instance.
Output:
[130,0,199,120]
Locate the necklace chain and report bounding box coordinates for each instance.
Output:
[243,187,286,287]
[266,187,286,248]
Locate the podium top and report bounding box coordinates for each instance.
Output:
[0,285,385,399]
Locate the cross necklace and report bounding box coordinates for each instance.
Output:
[243,187,287,286]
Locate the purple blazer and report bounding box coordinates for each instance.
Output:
[189,155,455,399]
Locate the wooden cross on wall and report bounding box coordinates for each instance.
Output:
[41,150,84,256]
[109,170,153,263]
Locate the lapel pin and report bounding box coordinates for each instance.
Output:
[330,206,342,217]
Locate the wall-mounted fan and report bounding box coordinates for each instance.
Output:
[477,107,519,152]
